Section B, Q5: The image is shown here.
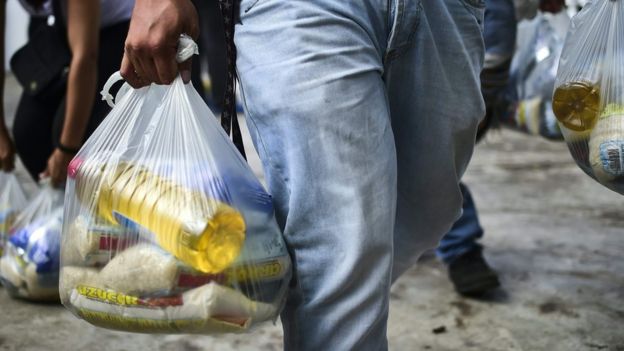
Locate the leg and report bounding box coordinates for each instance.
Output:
[436,183,483,264]
[436,183,500,296]
[12,93,59,181]
[386,0,486,281]
[235,1,395,349]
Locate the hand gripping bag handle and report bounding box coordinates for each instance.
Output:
[100,35,246,158]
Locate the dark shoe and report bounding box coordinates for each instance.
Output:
[448,248,500,296]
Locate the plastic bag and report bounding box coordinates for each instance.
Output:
[60,36,291,334]
[0,183,64,300]
[498,11,569,140]
[0,172,28,256]
[553,0,624,194]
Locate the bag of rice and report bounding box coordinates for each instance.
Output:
[60,36,291,334]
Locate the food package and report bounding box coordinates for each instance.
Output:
[0,172,28,256]
[498,10,569,140]
[60,36,291,334]
[0,183,64,301]
[61,215,139,266]
[553,0,624,194]
[67,282,276,333]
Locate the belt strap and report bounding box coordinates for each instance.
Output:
[218,0,246,159]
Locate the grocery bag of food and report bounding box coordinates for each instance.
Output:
[0,172,28,256]
[552,0,624,194]
[0,183,64,300]
[498,10,569,139]
[60,36,291,334]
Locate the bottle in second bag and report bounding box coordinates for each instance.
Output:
[72,158,246,274]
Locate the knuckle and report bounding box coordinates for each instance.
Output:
[125,41,146,54]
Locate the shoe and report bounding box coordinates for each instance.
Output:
[447,248,500,296]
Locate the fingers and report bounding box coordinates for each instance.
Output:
[120,54,147,89]
[123,40,185,85]
[154,47,179,84]
[43,160,66,188]
[2,157,14,172]
[0,152,15,172]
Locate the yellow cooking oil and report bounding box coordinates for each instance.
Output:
[552,81,600,132]
[76,161,245,273]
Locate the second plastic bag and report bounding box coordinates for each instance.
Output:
[0,183,63,301]
[0,172,28,256]
[498,10,569,140]
[553,0,624,194]
[60,41,291,334]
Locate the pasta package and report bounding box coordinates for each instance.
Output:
[60,36,291,334]
[553,0,624,194]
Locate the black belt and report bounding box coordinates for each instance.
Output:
[218,0,246,159]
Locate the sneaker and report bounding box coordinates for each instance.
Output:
[448,248,500,296]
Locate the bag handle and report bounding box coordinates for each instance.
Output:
[100,34,199,107]
[100,35,246,159]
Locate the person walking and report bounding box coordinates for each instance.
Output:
[120,0,486,349]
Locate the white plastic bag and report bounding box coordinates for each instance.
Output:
[553,0,624,194]
[60,37,291,334]
[499,11,569,139]
[0,172,28,256]
[0,183,64,300]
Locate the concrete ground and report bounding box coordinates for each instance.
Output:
[0,76,623,351]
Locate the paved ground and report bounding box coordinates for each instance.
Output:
[1,76,623,351]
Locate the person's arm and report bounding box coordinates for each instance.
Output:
[0,0,16,172]
[42,0,99,185]
[121,0,199,87]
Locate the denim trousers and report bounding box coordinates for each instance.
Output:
[235,0,485,349]
[435,0,516,265]
[436,182,484,263]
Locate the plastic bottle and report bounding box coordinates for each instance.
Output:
[552,81,600,132]
[72,159,246,274]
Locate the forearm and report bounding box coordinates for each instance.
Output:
[60,54,98,148]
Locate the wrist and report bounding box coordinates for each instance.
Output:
[56,141,81,155]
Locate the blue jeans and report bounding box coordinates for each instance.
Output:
[436,183,484,264]
[235,0,485,349]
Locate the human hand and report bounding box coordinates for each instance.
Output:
[121,0,199,87]
[41,148,74,187]
[0,127,15,172]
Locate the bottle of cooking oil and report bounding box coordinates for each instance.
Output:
[552,81,601,132]
[73,160,246,274]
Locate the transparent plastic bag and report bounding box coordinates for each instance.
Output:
[0,172,28,256]
[499,11,569,140]
[0,183,64,300]
[60,37,291,334]
[553,0,624,194]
